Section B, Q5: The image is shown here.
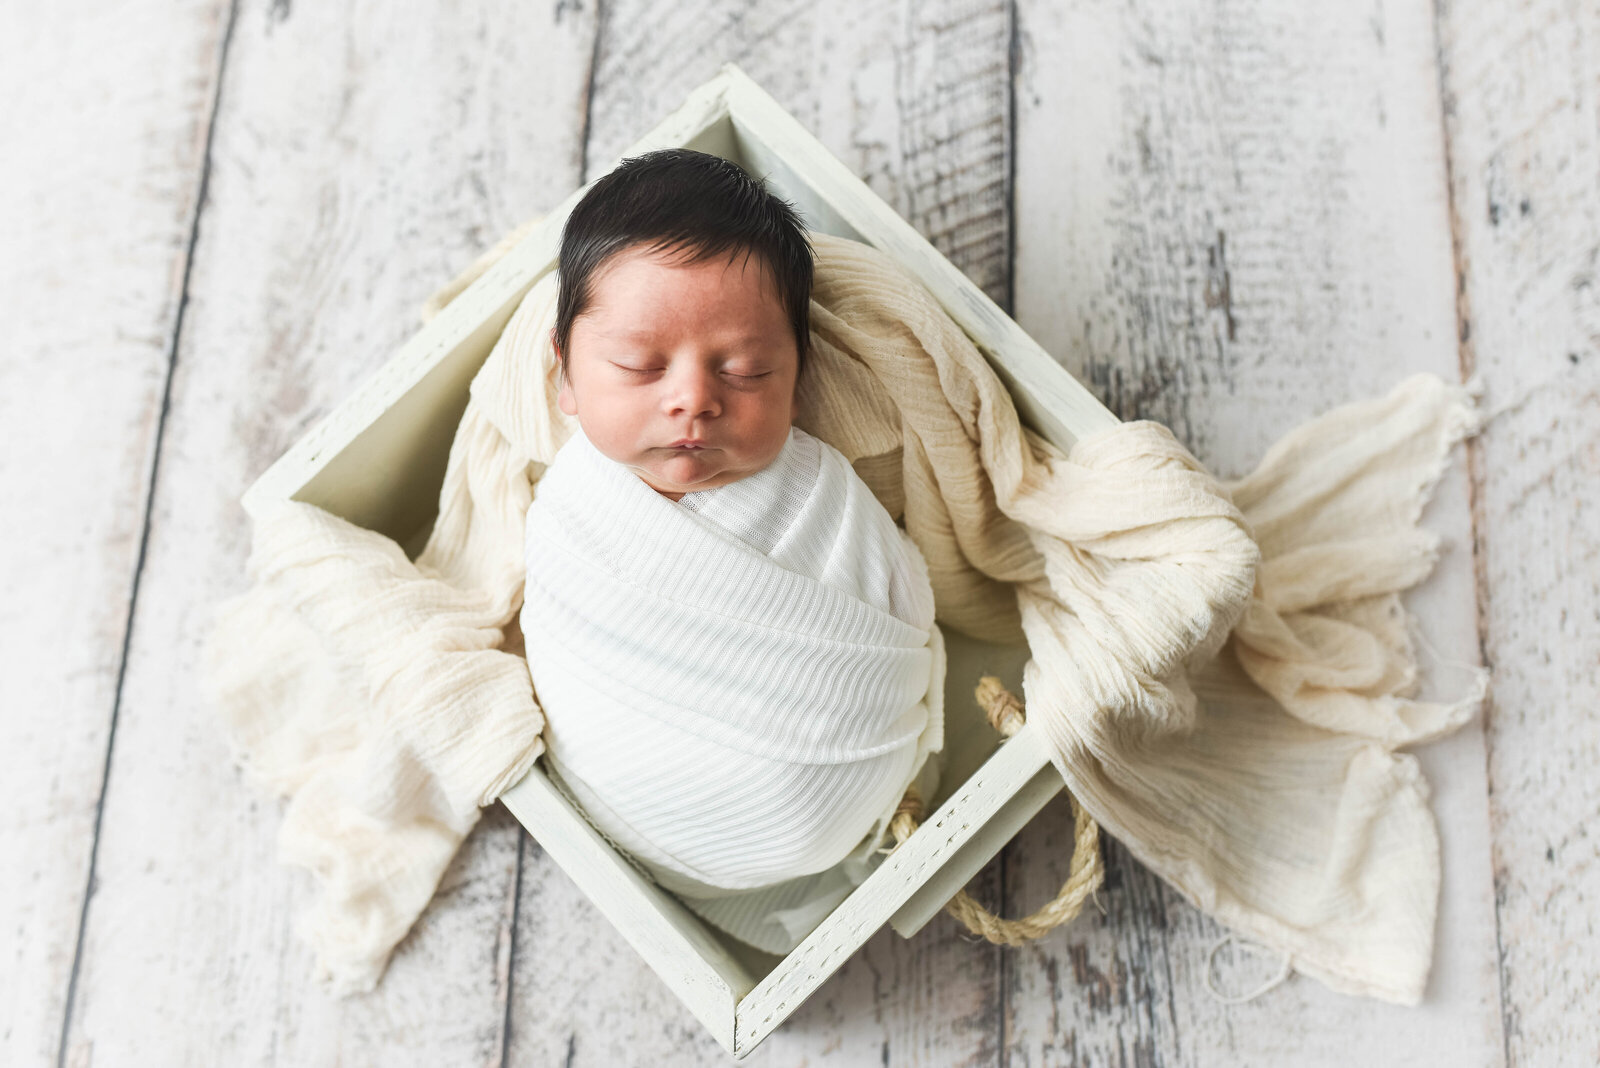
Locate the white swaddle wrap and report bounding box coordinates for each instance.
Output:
[519,421,946,952]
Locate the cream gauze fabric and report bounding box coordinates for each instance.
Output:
[203,229,1485,1005]
[521,420,946,953]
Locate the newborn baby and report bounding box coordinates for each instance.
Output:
[520,148,944,953]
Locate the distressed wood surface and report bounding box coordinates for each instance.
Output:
[0,2,229,1065]
[1435,1,1600,1064]
[1006,1,1503,1064]
[7,0,1596,1064]
[48,2,595,1065]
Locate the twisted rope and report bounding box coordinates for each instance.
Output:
[888,676,1104,946]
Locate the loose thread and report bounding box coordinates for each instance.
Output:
[1202,932,1294,1004]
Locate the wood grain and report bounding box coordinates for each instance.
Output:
[53,1,595,1064]
[1436,0,1600,1063]
[1007,0,1503,1063]
[582,0,1013,311]
[0,2,230,1064]
[504,2,1015,1063]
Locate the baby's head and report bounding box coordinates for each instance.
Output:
[552,148,814,500]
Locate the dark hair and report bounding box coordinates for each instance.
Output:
[553,148,814,380]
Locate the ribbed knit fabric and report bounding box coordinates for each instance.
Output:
[204,228,1485,1005]
[519,421,945,952]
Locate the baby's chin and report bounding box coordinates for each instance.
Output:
[645,450,737,495]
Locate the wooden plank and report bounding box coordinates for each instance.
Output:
[56,2,596,1064]
[0,2,230,1065]
[498,766,748,1050]
[735,731,1055,1057]
[1435,1,1600,1062]
[1007,0,1504,1063]
[889,765,1062,940]
[505,3,1017,1063]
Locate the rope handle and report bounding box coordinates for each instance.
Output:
[887,676,1104,946]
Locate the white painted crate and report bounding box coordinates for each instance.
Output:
[242,62,1120,1058]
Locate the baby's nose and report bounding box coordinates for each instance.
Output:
[663,366,723,417]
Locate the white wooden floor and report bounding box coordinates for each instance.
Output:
[4,1,1595,1065]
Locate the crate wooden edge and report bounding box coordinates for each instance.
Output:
[497,769,746,1050]
[887,764,1065,940]
[731,730,1054,1056]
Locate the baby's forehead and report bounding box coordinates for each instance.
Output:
[585,245,790,329]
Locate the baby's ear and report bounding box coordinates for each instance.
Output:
[557,369,577,416]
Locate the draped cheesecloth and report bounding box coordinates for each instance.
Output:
[521,421,947,952]
[203,229,1485,1005]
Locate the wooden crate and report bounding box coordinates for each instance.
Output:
[242,62,1120,1059]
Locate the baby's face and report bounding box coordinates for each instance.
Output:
[556,244,799,500]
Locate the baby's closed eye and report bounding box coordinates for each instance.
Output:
[609,361,772,380]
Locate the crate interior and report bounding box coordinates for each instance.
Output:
[274,104,1042,997]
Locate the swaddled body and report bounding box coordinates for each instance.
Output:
[521,422,944,948]
[520,147,946,950]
